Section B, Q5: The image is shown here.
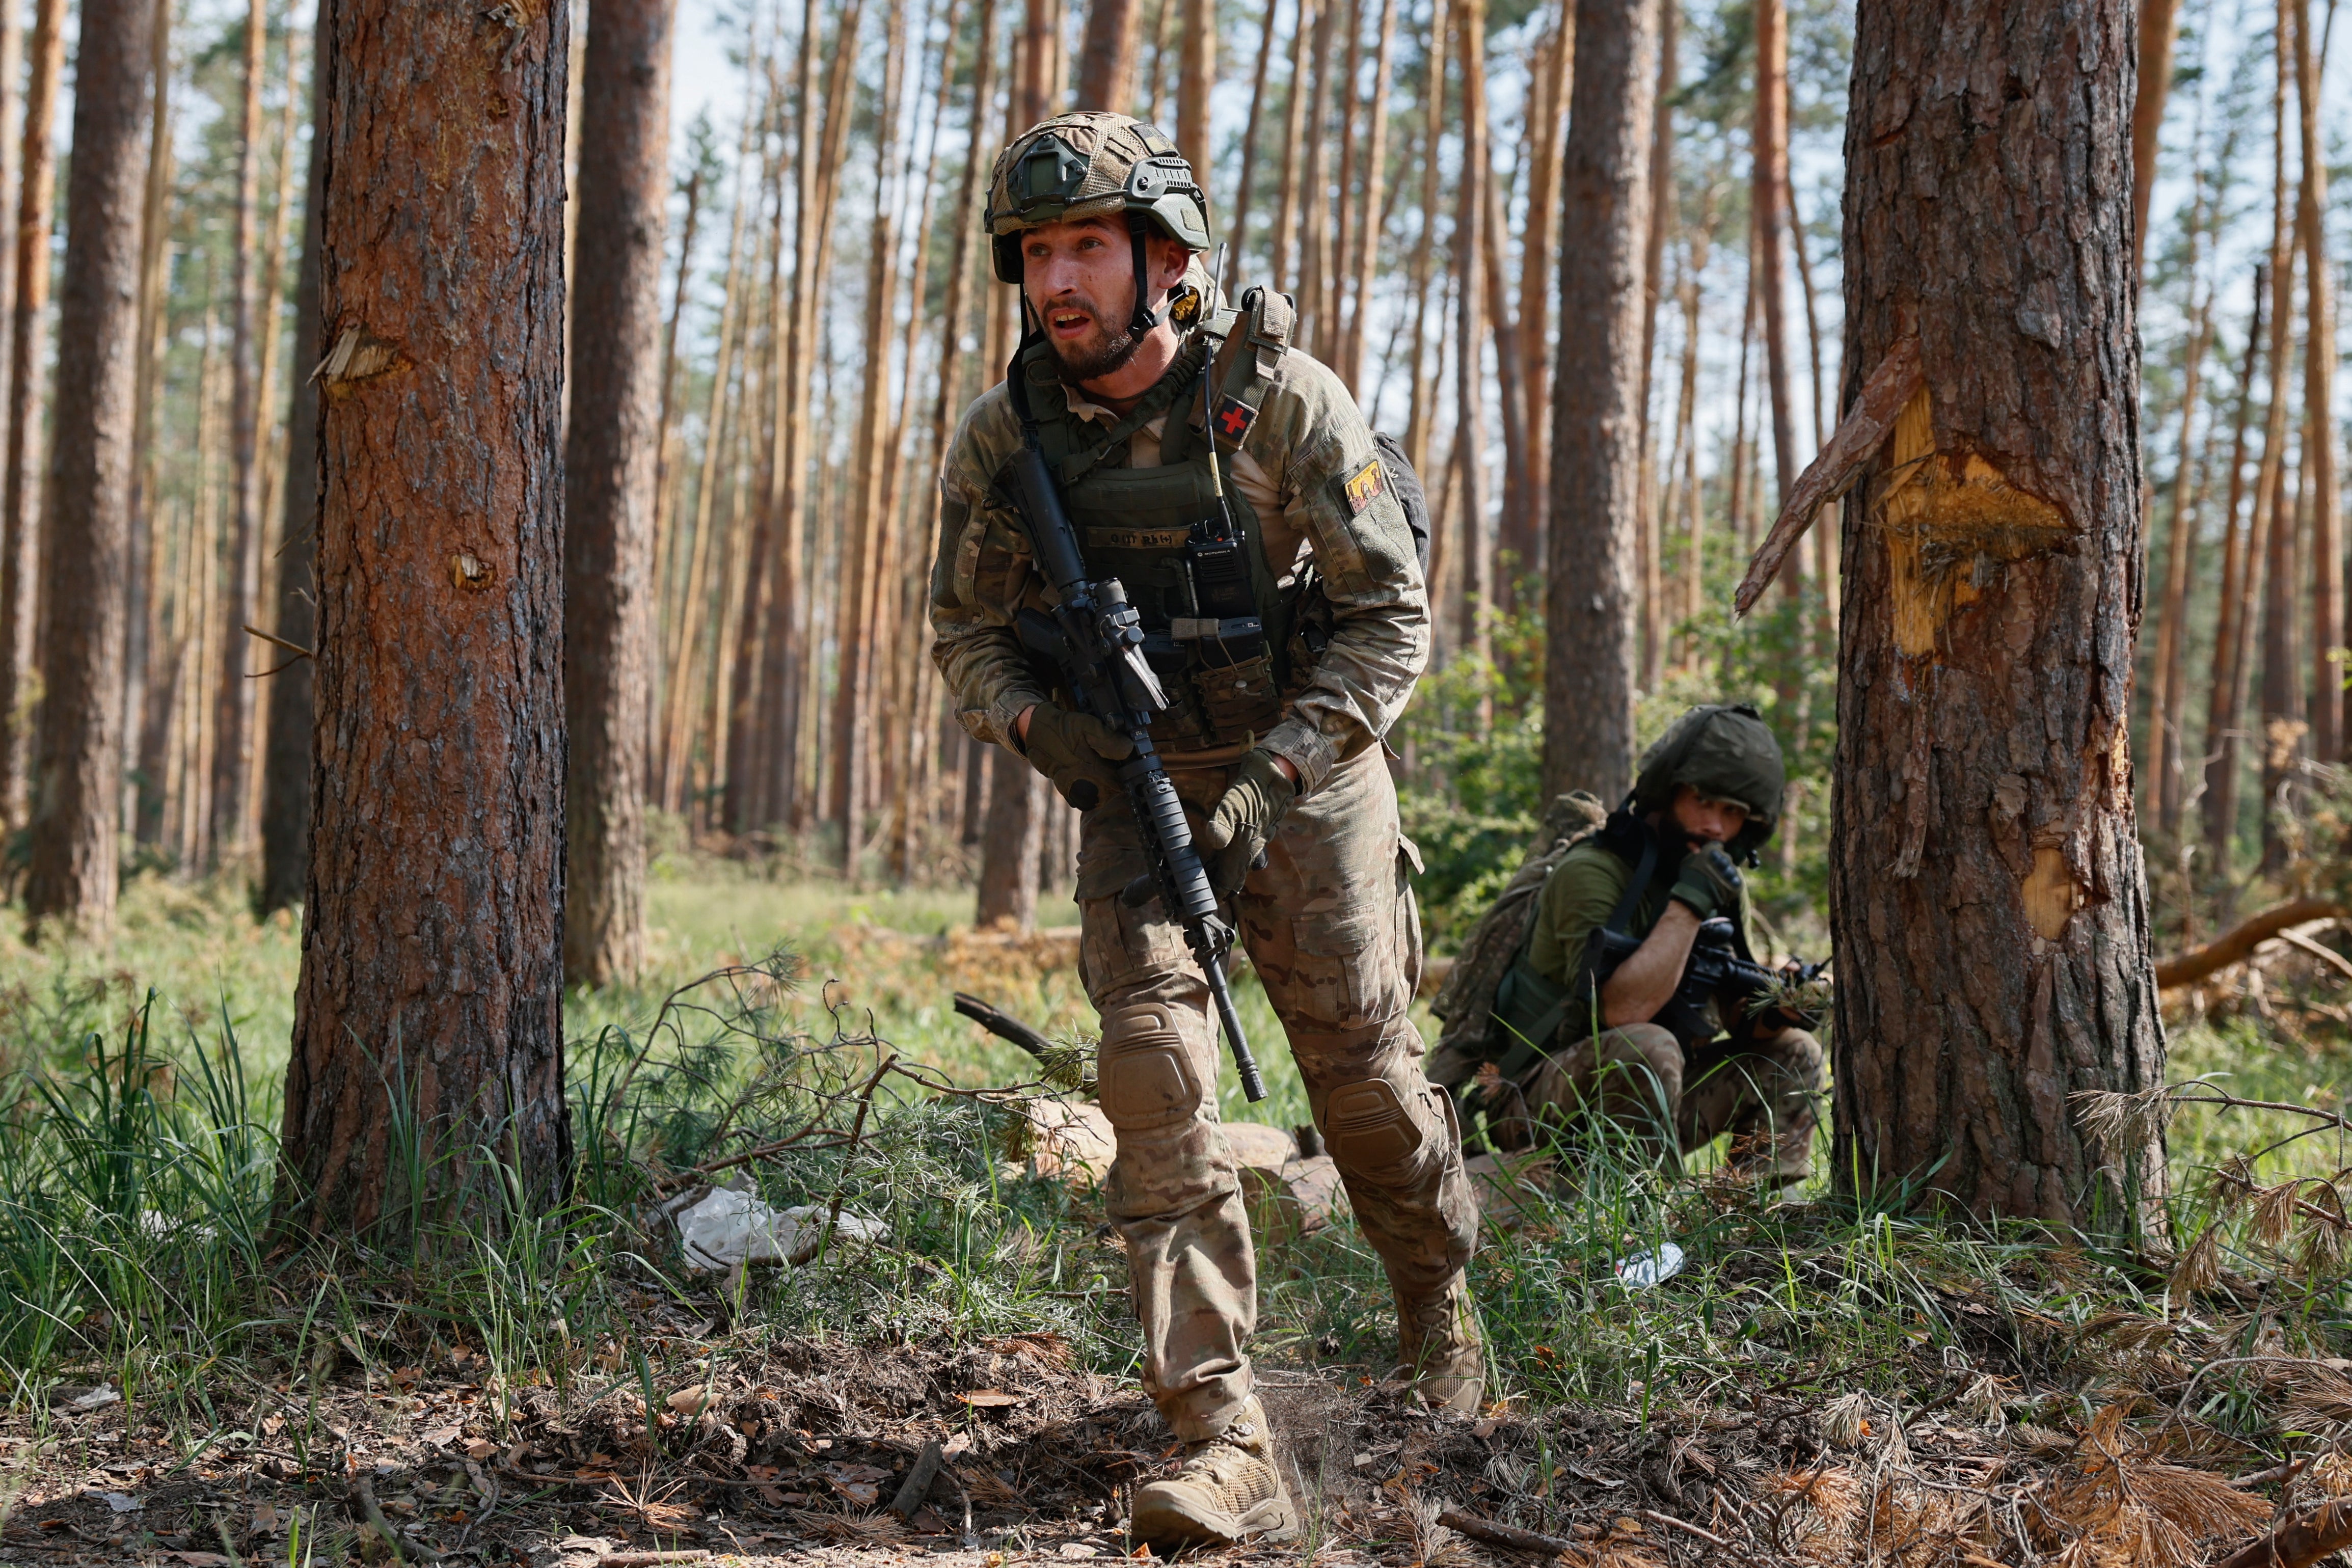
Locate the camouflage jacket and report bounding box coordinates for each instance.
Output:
[926,304,1428,795]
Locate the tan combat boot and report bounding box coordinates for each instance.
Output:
[1128,1396,1300,1550]
[1393,1274,1484,1415]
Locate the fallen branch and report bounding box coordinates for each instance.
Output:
[1435,1506,1581,1557]
[2213,1499,2352,1568]
[1734,335,1922,615]
[2154,898,2344,989]
[887,1438,945,1519]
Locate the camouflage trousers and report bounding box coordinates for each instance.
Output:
[1075,745,1478,1441]
[1491,1022,1825,1181]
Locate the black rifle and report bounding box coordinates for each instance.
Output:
[1588,917,1828,1043]
[998,374,1268,1102]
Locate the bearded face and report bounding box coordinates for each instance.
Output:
[1018,217,1185,387]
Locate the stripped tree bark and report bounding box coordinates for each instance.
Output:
[1829,0,2166,1230]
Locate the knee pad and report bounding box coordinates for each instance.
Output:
[1319,1076,1425,1173]
[1096,1002,1205,1132]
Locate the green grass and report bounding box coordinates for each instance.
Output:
[6,857,2352,1519]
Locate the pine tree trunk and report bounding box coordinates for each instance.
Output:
[1517,4,1570,516]
[2152,247,2211,836]
[1542,0,1657,802]
[2130,0,2180,278]
[208,0,270,866]
[2201,264,2266,881]
[1268,0,1314,289]
[1830,0,2166,1230]
[258,7,325,915]
[975,745,1043,929]
[0,0,62,834]
[1400,0,1447,473]
[25,0,152,932]
[1076,0,1138,109]
[2253,13,2296,869]
[833,0,907,879]
[1296,0,1339,349]
[1450,0,1485,663]
[1226,0,1279,288]
[1634,0,1673,685]
[126,0,169,851]
[2292,0,2336,764]
[1341,0,1396,391]
[281,0,571,1231]
[562,0,672,986]
[1751,0,1798,564]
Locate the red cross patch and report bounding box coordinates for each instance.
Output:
[1214,396,1258,442]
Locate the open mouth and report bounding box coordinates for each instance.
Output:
[1048,308,1094,337]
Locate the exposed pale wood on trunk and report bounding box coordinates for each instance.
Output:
[0,0,62,834]
[1829,0,2166,1231]
[1543,0,1658,801]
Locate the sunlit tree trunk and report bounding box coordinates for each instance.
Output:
[1517,5,1570,524]
[1400,0,1447,473]
[127,0,171,851]
[2151,207,2211,836]
[1076,0,1138,109]
[1634,0,1673,686]
[562,0,673,986]
[2253,13,2296,870]
[1752,0,1798,598]
[1176,0,1211,171]
[281,0,570,1231]
[1830,0,2165,1231]
[1341,0,1396,392]
[2201,264,2267,883]
[2291,0,2335,764]
[1226,0,1279,288]
[1543,0,1657,801]
[2131,0,2180,278]
[25,0,153,934]
[0,0,62,834]
[1268,0,1314,288]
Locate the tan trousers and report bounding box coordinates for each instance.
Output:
[1493,1021,1824,1180]
[1075,745,1478,1440]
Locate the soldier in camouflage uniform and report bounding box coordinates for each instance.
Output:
[1472,706,1826,1181]
[928,112,1479,1548]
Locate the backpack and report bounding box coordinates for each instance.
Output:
[1372,430,1432,576]
[1424,791,1609,1090]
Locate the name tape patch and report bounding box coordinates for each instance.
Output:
[1341,457,1387,516]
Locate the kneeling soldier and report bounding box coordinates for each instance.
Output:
[1481,706,1826,1181]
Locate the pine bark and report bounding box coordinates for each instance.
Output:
[1176,0,1211,177]
[562,0,672,986]
[24,0,153,932]
[1542,0,1657,802]
[2200,264,2266,880]
[1751,0,1798,548]
[1516,5,1571,521]
[1399,0,1446,472]
[1341,0,1396,392]
[2151,232,2210,836]
[1449,0,1486,658]
[0,0,61,834]
[1076,0,1139,109]
[209,0,271,864]
[1830,0,2166,1230]
[126,0,170,850]
[2291,0,2335,764]
[1226,0,1280,287]
[2130,0,2180,278]
[2253,14,2296,868]
[280,0,571,1230]
[259,7,326,916]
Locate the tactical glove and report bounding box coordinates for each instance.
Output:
[1198,748,1298,896]
[1019,704,1135,812]
[1669,844,1743,921]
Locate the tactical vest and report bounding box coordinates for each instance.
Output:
[1014,288,1324,754]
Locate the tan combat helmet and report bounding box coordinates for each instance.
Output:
[986,112,1212,334]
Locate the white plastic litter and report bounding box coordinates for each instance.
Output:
[663,1185,885,1272]
[1614,1242,1686,1289]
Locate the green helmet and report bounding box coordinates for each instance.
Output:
[986,113,1211,331]
[1630,704,1787,861]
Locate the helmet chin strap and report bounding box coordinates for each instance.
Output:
[1126,215,1160,336]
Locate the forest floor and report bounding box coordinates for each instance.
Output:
[8,854,2352,1565]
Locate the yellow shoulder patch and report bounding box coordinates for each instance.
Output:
[1341,457,1386,516]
